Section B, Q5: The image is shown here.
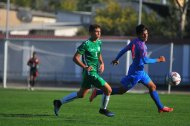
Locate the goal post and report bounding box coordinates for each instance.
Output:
[3,40,8,88]
[168,42,174,94]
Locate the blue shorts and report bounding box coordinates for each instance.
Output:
[120,71,151,90]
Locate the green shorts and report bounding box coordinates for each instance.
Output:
[81,70,106,89]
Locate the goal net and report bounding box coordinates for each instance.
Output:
[3,39,81,89]
[1,38,177,94]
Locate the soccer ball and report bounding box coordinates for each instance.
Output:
[166,72,181,86]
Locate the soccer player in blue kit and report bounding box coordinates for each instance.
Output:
[90,24,173,113]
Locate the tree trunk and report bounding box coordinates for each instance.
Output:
[176,0,189,39]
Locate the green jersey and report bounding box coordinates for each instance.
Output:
[77,39,102,73]
[77,39,106,88]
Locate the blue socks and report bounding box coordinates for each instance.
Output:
[150,90,164,109]
[111,88,119,95]
[96,88,164,110]
[60,92,78,104]
[96,89,103,95]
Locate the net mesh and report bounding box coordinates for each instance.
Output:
[2,39,181,93]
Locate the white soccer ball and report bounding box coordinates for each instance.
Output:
[166,72,181,86]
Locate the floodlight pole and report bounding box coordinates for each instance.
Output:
[3,41,8,88]
[138,0,142,25]
[5,0,10,39]
[3,0,10,88]
[168,42,174,94]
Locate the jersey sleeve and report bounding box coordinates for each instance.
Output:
[142,57,157,64]
[139,44,157,64]
[77,42,86,55]
[115,43,131,60]
[98,40,102,56]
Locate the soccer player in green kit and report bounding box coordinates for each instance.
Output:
[53,24,114,117]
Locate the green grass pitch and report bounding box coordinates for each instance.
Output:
[0,88,190,126]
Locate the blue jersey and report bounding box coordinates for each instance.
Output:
[115,38,157,73]
[113,38,165,110]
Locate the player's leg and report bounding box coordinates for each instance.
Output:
[142,73,164,111]
[89,86,127,102]
[142,72,173,113]
[146,81,173,113]
[90,73,115,117]
[146,81,164,109]
[29,75,36,90]
[90,75,135,102]
[32,71,38,87]
[53,88,90,116]
[28,73,33,90]
[98,83,115,117]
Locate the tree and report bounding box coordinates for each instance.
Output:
[141,11,166,38]
[169,0,190,38]
[10,0,32,8]
[59,0,78,11]
[176,0,190,38]
[31,0,45,10]
[47,0,78,12]
[77,0,103,11]
[94,1,165,36]
[95,1,138,36]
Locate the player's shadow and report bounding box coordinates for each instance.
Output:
[0,113,52,118]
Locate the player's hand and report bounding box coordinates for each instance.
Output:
[158,56,166,62]
[99,63,104,74]
[84,66,93,72]
[111,59,119,65]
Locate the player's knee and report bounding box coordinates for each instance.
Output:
[104,88,112,95]
[108,88,112,95]
[149,85,156,91]
[103,83,112,95]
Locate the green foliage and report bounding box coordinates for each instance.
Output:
[59,0,78,11]
[76,27,89,36]
[2,0,189,38]
[166,0,190,38]
[77,0,103,11]
[47,0,59,12]
[31,0,45,10]
[46,0,78,12]
[94,1,185,38]
[141,11,165,37]
[10,0,32,7]
[95,1,138,36]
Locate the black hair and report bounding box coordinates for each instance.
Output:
[136,24,148,35]
[89,24,101,32]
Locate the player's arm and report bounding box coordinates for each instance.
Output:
[73,52,92,71]
[27,59,31,66]
[36,58,40,64]
[111,45,130,65]
[143,56,166,64]
[98,54,104,74]
[36,59,40,68]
